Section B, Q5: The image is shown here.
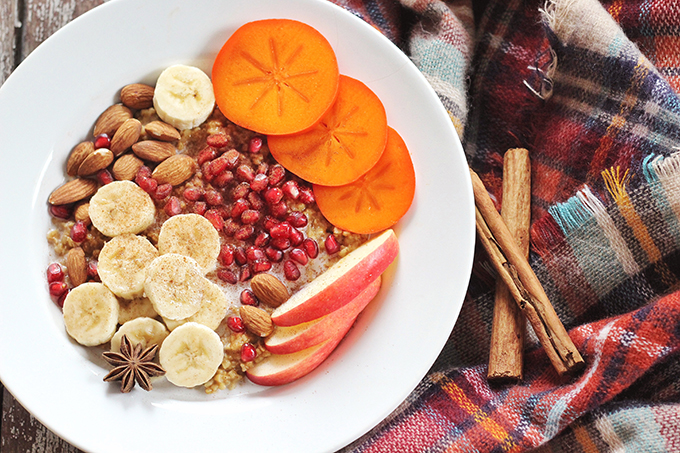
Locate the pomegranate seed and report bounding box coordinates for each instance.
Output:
[325,234,341,254]
[207,156,230,179]
[136,165,152,180]
[223,218,239,236]
[248,136,263,154]
[234,247,248,266]
[138,176,158,194]
[268,164,286,186]
[254,232,270,247]
[164,196,182,217]
[270,222,292,239]
[232,182,251,200]
[270,201,289,219]
[205,190,224,206]
[303,238,319,258]
[183,187,204,201]
[227,316,245,332]
[241,209,260,225]
[298,187,316,204]
[236,164,255,182]
[234,225,255,241]
[251,259,272,273]
[239,265,253,283]
[193,201,207,215]
[247,192,264,210]
[97,169,114,185]
[240,289,259,306]
[264,187,283,204]
[223,149,241,169]
[49,204,72,219]
[204,209,224,230]
[94,134,110,149]
[241,343,257,362]
[218,244,235,266]
[231,198,249,219]
[246,246,266,262]
[289,248,308,265]
[283,260,301,281]
[49,281,69,298]
[286,212,308,228]
[56,289,69,308]
[197,146,217,166]
[271,238,291,251]
[207,133,229,148]
[281,180,300,200]
[263,216,279,232]
[265,246,283,262]
[289,228,304,247]
[250,173,268,192]
[70,221,88,243]
[87,260,99,280]
[257,162,269,175]
[217,268,238,284]
[46,263,64,283]
[213,170,234,188]
[154,183,173,200]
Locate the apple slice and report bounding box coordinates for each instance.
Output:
[246,320,353,386]
[271,229,398,326]
[265,276,381,354]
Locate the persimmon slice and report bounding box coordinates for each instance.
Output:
[313,127,415,234]
[212,19,339,135]
[268,75,388,186]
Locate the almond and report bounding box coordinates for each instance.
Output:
[66,247,88,287]
[240,305,274,337]
[74,202,91,226]
[120,83,155,110]
[132,140,175,162]
[48,178,99,205]
[110,118,142,156]
[93,104,132,137]
[77,148,114,176]
[144,120,181,142]
[66,141,95,176]
[112,154,144,181]
[250,274,289,308]
[152,154,197,186]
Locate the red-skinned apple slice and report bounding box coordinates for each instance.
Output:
[265,276,381,354]
[271,229,398,326]
[246,320,353,386]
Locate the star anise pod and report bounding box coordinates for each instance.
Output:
[102,335,165,393]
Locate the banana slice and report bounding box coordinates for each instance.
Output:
[159,322,224,387]
[153,65,215,130]
[144,253,205,321]
[163,279,230,331]
[98,234,159,299]
[63,282,120,346]
[157,213,220,274]
[89,180,156,237]
[110,317,169,353]
[118,297,158,325]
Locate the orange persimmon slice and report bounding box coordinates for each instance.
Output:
[268,75,388,186]
[212,19,339,135]
[313,127,415,234]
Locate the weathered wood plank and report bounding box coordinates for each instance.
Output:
[0,0,19,85]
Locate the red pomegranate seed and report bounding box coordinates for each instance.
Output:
[154,183,173,200]
[263,216,279,232]
[97,169,114,185]
[193,201,207,215]
[239,265,252,282]
[286,212,308,228]
[289,228,304,247]
[218,244,235,266]
[183,187,204,201]
[246,246,266,262]
[303,238,319,259]
[204,209,224,230]
[136,165,152,179]
[250,173,268,192]
[49,281,69,298]
[49,204,72,219]
[197,146,217,166]
[235,225,255,241]
[223,149,241,169]
[270,201,289,219]
[230,199,249,219]
[264,187,283,204]
[70,221,88,243]
[207,133,229,148]
[281,180,300,200]
[87,260,99,280]
[207,156,229,179]
[232,182,251,200]
[283,260,301,281]
[46,263,64,283]
[298,187,315,204]
[250,259,272,273]
[241,209,260,225]
[217,268,239,284]
[213,170,234,188]
[270,222,292,239]
[271,238,291,251]
[289,248,308,265]
[247,192,264,211]
[138,176,158,194]
[223,218,239,236]
[248,136,263,154]
[254,232,270,247]
[227,316,245,332]
[268,164,286,186]
[325,234,341,254]
[241,343,257,362]
[240,289,259,306]
[205,190,224,206]
[234,247,247,266]
[56,289,69,308]
[257,162,269,175]
[265,247,283,262]
[94,134,110,149]
[164,196,182,217]
[236,164,255,182]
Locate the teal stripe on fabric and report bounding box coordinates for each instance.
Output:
[410,39,468,93]
[641,155,680,250]
[607,406,667,452]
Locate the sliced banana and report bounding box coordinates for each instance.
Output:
[157,213,220,274]
[63,282,120,346]
[89,180,156,237]
[144,253,205,321]
[153,65,215,130]
[118,297,158,325]
[110,317,169,353]
[159,322,224,388]
[163,279,230,331]
[98,234,159,299]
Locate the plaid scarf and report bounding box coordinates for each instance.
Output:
[330,0,680,451]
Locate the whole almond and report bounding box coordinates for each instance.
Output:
[250,274,289,308]
[77,148,114,176]
[152,154,197,186]
[112,154,144,181]
[49,178,99,205]
[66,141,95,176]
[144,120,181,142]
[120,83,155,110]
[66,247,88,287]
[93,104,132,137]
[240,305,274,337]
[74,202,91,226]
[110,118,142,156]
[132,140,175,162]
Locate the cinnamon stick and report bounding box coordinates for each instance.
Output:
[488,149,530,382]
[471,168,585,376]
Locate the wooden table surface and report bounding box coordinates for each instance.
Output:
[1,1,104,451]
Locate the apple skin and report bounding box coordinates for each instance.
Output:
[246,320,353,386]
[271,229,398,326]
[265,276,381,354]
